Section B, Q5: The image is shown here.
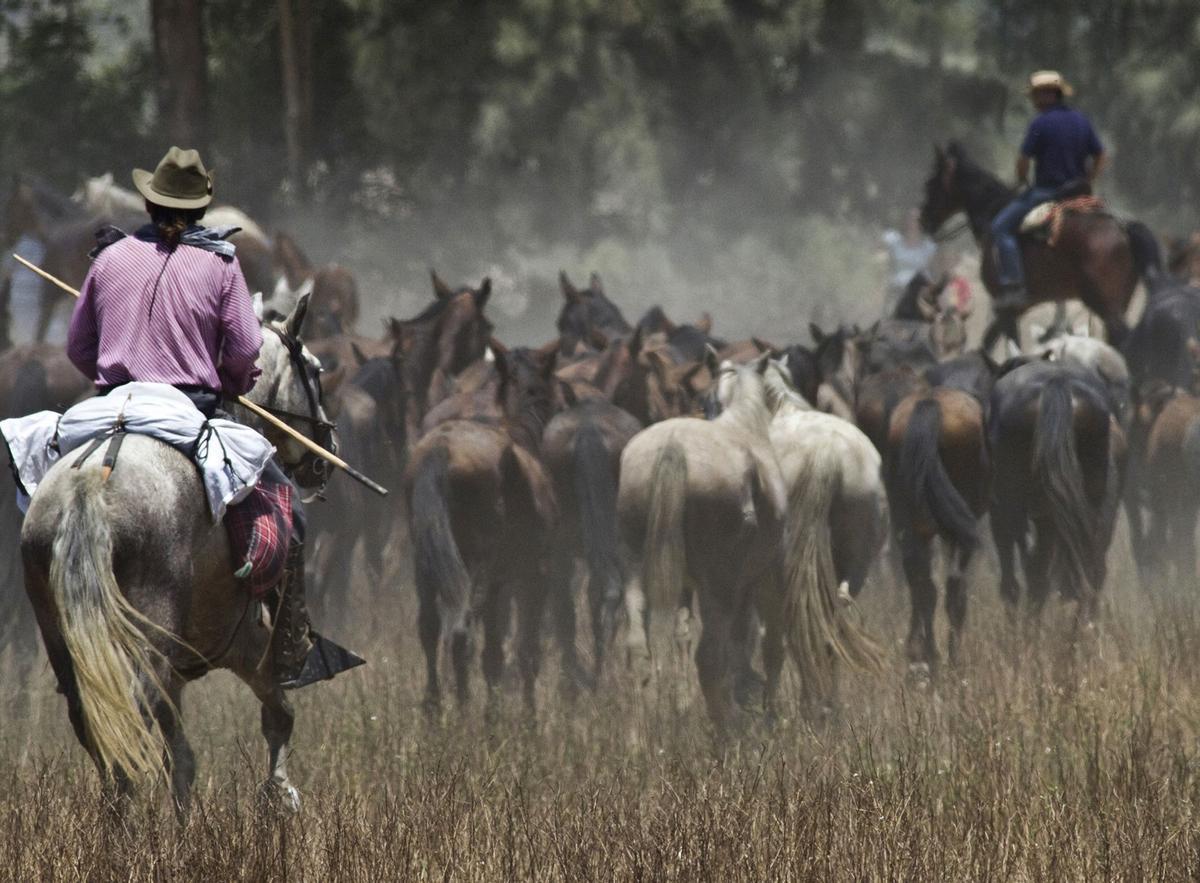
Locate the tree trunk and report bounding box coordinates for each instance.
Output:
[279,0,312,185]
[150,0,208,150]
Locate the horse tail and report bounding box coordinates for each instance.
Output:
[410,446,470,631]
[1033,377,1099,600]
[641,441,687,610]
[48,470,169,783]
[573,424,621,612]
[1127,220,1166,296]
[782,448,883,697]
[893,398,978,550]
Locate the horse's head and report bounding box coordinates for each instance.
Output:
[254,292,338,490]
[493,340,559,450]
[556,271,630,354]
[920,143,966,235]
[704,347,771,421]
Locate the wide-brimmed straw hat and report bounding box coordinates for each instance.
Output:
[132,146,213,209]
[1027,70,1074,97]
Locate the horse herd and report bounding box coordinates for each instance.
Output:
[6,169,1200,798]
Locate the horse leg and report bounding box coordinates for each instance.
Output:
[758,576,785,726]
[991,501,1023,615]
[515,568,551,716]
[416,586,442,714]
[900,535,938,676]
[480,580,509,706]
[693,587,736,737]
[246,683,300,814]
[155,681,195,820]
[945,545,973,667]
[547,546,587,698]
[1026,520,1055,622]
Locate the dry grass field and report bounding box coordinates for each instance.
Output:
[3,532,1200,881]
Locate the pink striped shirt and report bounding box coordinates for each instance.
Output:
[68,235,263,397]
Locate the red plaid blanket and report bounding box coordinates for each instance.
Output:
[223,479,293,597]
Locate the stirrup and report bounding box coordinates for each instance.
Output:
[279,633,366,690]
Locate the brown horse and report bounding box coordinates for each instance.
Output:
[885,387,990,673]
[404,345,558,714]
[1137,385,1200,589]
[920,142,1161,350]
[270,232,361,338]
[542,393,642,691]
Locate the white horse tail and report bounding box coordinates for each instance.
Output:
[641,441,688,610]
[782,448,883,697]
[48,470,168,783]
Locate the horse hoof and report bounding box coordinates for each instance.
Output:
[906,662,933,686]
[259,779,302,815]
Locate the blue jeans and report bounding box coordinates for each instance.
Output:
[990,187,1057,289]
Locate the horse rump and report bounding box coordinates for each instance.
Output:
[891,397,978,551]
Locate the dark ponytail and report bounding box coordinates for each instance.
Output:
[145,200,205,246]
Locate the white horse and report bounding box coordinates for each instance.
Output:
[21,294,331,814]
[760,358,886,712]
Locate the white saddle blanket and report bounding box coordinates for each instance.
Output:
[1,382,276,522]
[1019,201,1055,233]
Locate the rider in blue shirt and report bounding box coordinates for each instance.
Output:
[990,71,1106,310]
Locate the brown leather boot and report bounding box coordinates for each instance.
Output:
[273,541,365,690]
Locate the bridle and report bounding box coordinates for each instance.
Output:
[260,324,337,492]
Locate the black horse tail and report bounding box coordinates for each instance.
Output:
[1127,220,1167,296]
[410,445,470,634]
[892,398,978,550]
[1033,377,1100,601]
[573,423,622,619]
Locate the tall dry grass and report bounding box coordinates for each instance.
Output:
[4,531,1200,881]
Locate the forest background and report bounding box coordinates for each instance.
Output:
[1,0,1196,336]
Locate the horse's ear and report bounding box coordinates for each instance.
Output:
[535,337,559,375]
[752,337,779,356]
[474,277,492,310]
[284,290,310,339]
[704,343,721,377]
[753,351,771,375]
[589,272,605,295]
[941,152,957,189]
[559,270,583,304]
[492,347,510,391]
[809,323,826,346]
[430,269,454,299]
[251,291,264,323]
[351,342,369,366]
[695,312,713,335]
[629,325,644,357]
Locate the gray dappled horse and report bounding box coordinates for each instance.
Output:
[21,294,332,814]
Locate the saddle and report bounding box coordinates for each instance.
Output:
[1019,180,1106,247]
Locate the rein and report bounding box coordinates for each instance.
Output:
[933,219,972,243]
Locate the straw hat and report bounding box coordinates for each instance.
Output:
[1027,70,1074,97]
[131,146,214,209]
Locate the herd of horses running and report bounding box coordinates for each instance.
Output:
[4,145,1200,809]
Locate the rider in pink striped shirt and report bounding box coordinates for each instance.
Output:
[68,224,263,399]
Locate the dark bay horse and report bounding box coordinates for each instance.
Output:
[988,361,1125,630]
[20,296,335,813]
[920,142,1161,350]
[885,387,990,673]
[404,345,558,714]
[1138,387,1200,589]
[556,271,632,355]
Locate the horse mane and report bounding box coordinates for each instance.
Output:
[763,361,815,413]
[945,141,1012,218]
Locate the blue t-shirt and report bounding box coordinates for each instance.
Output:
[1020,104,1104,189]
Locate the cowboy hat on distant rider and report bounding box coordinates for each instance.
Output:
[66,146,357,689]
[990,71,1106,312]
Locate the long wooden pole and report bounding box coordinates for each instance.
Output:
[12,253,388,497]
